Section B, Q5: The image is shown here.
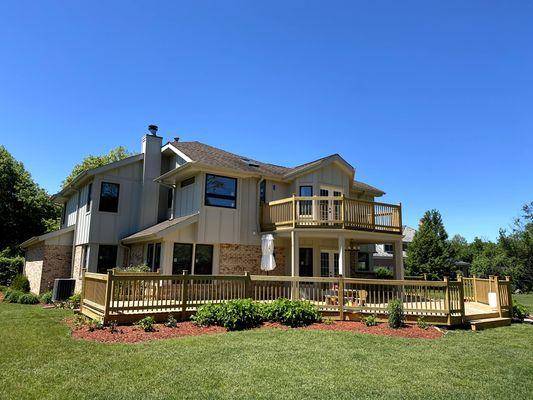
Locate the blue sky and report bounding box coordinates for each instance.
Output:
[1,1,532,241]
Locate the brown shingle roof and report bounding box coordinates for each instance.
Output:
[122,213,198,243]
[170,141,384,194]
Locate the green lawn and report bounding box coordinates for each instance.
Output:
[1,303,532,400]
[514,293,533,311]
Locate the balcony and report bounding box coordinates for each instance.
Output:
[260,196,402,234]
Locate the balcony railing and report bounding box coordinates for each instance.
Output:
[260,196,402,234]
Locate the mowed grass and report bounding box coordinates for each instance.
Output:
[514,293,533,311]
[1,303,532,400]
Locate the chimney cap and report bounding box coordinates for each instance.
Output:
[148,124,158,135]
[174,137,180,142]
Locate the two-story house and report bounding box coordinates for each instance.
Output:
[21,126,404,294]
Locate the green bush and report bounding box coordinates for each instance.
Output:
[513,300,529,322]
[40,291,53,304]
[0,256,24,286]
[218,299,264,331]
[363,314,378,327]
[264,298,321,328]
[10,274,30,293]
[118,264,151,273]
[3,288,24,303]
[136,316,155,332]
[0,285,7,293]
[68,293,81,309]
[417,316,429,330]
[388,299,404,329]
[375,267,394,280]
[192,303,224,327]
[18,292,40,304]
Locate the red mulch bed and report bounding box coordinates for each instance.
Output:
[69,320,443,343]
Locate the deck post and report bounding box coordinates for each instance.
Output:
[181,270,189,321]
[292,194,297,228]
[338,236,345,276]
[472,275,478,303]
[494,276,502,317]
[340,194,345,229]
[505,276,513,318]
[338,274,345,320]
[291,231,299,299]
[103,269,113,324]
[244,271,252,299]
[393,239,404,279]
[444,276,451,325]
[80,269,86,314]
[457,275,465,323]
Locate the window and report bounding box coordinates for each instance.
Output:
[299,248,313,277]
[194,244,213,275]
[97,245,117,273]
[167,188,173,209]
[299,186,313,216]
[358,252,369,271]
[86,183,92,212]
[146,243,161,272]
[299,186,313,196]
[259,180,266,203]
[384,244,393,253]
[99,182,120,212]
[172,243,193,275]
[81,245,89,275]
[61,204,67,226]
[181,177,195,187]
[205,174,237,209]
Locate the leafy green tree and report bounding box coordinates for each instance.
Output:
[405,209,454,279]
[62,146,132,188]
[0,146,60,253]
[449,234,470,262]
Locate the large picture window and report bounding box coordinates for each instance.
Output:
[205,174,237,209]
[99,182,120,213]
[172,243,214,275]
[172,243,193,275]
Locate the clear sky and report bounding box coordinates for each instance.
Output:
[1,1,532,241]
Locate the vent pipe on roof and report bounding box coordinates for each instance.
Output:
[148,124,158,135]
[174,137,180,142]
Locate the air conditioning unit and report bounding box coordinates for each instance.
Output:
[52,278,76,302]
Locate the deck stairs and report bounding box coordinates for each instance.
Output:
[469,317,511,331]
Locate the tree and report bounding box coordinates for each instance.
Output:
[405,209,454,279]
[62,146,132,188]
[0,146,61,253]
[449,234,470,262]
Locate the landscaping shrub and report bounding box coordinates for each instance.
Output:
[165,314,178,328]
[136,316,155,332]
[192,303,223,327]
[109,320,120,334]
[88,320,104,332]
[40,291,53,304]
[417,316,429,330]
[0,285,7,293]
[375,267,394,280]
[363,314,378,327]
[118,264,151,273]
[388,299,404,329]
[18,292,40,304]
[68,293,81,309]
[10,274,30,293]
[263,298,321,328]
[512,300,529,322]
[3,288,24,303]
[218,299,264,331]
[0,256,24,286]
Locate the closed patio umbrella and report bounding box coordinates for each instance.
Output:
[260,234,276,272]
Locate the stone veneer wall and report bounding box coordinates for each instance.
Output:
[128,244,145,267]
[72,245,84,293]
[24,244,45,294]
[218,244,286,275]
[24,244,72,295]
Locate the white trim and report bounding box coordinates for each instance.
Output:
[161,143,193,162]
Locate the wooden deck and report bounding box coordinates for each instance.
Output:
[81,271,513,326]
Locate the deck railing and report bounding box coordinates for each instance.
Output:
[261,195,402,233]
[81,271,512,325]
[462,275,512,318]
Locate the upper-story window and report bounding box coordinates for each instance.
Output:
[384,244,393,253]
[99,182,120,213]
[259,180,266,203]
[86,183,92,212]
[167,188,173,209]
[205,174,237,209]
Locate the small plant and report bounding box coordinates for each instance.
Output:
[388,299,404,329]
[73,314,87,329]
[136,316,156,332]
[165,314,178,328]
[109,320,120,334]
[363,314,378,327]
[323,317,334,325]
[118,264,151,273]
[512,300,529,322]
[375,267,394,280]
[3,288,24,303]
[417,316,429,330]
[67,293,81,309]
[18,292,40,304]
[40,291,53,304]
[10,274,30,293]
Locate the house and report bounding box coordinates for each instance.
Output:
[373,225,416,270]
[21,125,404,294]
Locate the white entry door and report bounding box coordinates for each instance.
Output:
[320,251,339,277]
[319,187,343,222]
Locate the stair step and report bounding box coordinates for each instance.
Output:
[470,317,511,331]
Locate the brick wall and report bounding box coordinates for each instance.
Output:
[218,244,286,275]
